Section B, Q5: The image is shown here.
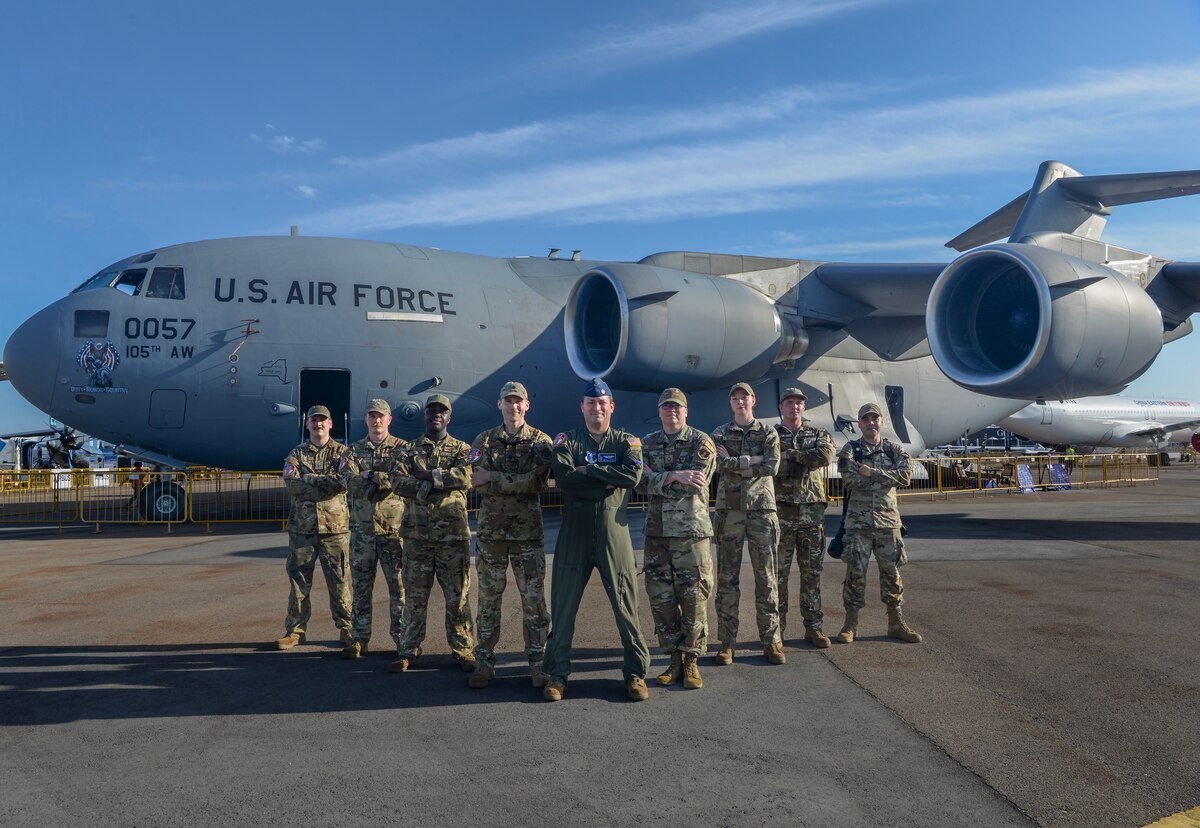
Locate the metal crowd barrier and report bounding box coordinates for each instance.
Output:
[0,453,1161,530]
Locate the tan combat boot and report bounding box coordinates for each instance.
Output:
[682,653,703,689]
[626,676,649,701]
[805,628,832,649]
[387,647,422,673]
[714,643,735,666]
[543,678,567,702]
[886,606,923,643]
[468,665,494,689]
[274,632,304,650]
[341,639,366,659]
[764,642,787,665]
[530,664,551,688]
[457,653,478,672]
[656,652,683,686]
[835,610,858,643]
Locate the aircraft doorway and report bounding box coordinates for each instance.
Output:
[299,369,351,442]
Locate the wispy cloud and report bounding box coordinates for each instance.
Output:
[332,84,861,172]
[300,61,1200,235]
[294,184,319,200]
[515,0,896,85]
[250,125,324,155]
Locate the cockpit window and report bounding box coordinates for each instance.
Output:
[146,267,185,300]
[72,270,120,294]
[113,269,147,297]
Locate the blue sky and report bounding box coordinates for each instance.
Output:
[4,0,1200,433]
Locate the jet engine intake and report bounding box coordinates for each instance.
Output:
[927,244,1163,399]
[564,264,806,392]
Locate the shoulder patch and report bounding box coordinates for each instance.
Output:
[553,432,567,447]
[282,462,296,478]
[338,455,349,470]
[627,436,642,448]
[467,448,482,464]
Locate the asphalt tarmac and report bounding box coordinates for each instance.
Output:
[1,467,1198,827]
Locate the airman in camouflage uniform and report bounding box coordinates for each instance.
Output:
[774,387,836,648]
[711,382,784,665]
[467,381,554,689]
[386,394,477,672]
[542,378,651,703]
[639,387,716,690]
[835,402,921,644]
[338,399,408,659]
[274,405,353,650]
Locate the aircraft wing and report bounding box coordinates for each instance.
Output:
[1127,418,1200,438]
[801,262,944,360]
[0,428,60,440]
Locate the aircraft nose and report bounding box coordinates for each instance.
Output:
[3,304,65,414]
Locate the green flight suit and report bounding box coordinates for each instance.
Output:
[542,427,650,683]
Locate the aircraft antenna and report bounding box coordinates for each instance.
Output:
[571,250,582,261]
[548,248,559,259]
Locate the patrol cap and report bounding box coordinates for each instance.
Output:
[499,381,528,400]
[729,381,754,397]
[425,393,453,411]
[306,405,332,419]
[858,402,883,418]
[658,387,687,407]
[366,398,391,415]
[582,377,613,398]
[780,387,807,402]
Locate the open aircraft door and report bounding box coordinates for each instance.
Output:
[299,368,351,442]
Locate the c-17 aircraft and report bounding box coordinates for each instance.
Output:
[4,159,1200,519]
[998,394,1200,454]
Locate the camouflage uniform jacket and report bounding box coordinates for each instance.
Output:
[639,425,716,539]
[711,419,781,511]
[774,420,835,505]
[388,434,472,542]
[837,438,912,529]
[283,439,351,535]
[341,434,408,534]
[471,423,553,542]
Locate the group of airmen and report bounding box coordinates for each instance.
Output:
[275,376,922,702]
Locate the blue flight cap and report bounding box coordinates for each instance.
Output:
[582,377,613,398]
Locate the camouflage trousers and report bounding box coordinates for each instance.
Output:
[643,535,713,656]
[397,538,474,660]
[777,502,827,632]
[284,531,352,636]
[472,538,550,670]
[842,528,904,610]
[714,509,781,646]
[348,528,405,647]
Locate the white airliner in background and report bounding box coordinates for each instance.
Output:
[999,395,1200,452]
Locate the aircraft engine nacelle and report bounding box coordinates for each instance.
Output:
[927,243,1163,399]
[564,263,806,392]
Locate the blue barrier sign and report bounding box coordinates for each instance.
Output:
[1016,463,1035,493]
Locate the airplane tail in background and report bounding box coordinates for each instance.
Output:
[946,160,1200,252]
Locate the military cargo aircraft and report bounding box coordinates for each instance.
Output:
[4,160,1200,519]
[998,394,1200,455]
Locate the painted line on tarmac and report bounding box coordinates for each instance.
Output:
[1143,806,1200,827]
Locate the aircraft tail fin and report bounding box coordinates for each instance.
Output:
[946,160,1200,252]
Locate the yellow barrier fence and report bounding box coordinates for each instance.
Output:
[0,453,1161,529]
[188,470,289,530]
